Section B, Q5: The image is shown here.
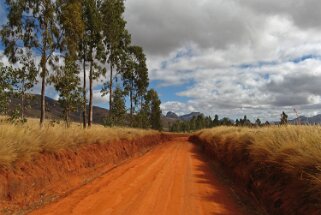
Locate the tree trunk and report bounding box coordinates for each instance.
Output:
[130,90,133,126]
[21,78,25,120]
[21,91,24,120]
[40,54,46,127]
[109,64,113,111]
[88,60,93,127]
[66,109,70,128]
[130,81,134,126]
[40,23,47,127]
[82,51,87,128]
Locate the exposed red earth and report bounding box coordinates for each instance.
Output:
[29,137,255,215]
[0,134,170,214]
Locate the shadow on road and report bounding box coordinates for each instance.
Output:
[189,142,244,215]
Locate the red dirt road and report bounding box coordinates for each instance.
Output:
[30,137,247,215]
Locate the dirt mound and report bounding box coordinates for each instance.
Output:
[0,134,170,214]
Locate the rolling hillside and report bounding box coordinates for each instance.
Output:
[8,95,108,124]
[289,114,321,125]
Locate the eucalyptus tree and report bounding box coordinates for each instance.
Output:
[1,0,62,126]
[100,0,128,111]
[122,45,149,125]
[79,0,90,128]
[81,0,105,127]
[139,89,162,130]
[51,0,84,127]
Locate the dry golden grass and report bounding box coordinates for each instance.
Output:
[191,125,321,214]
[0,118,158,167]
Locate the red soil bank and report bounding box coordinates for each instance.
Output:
[0,134,170,214]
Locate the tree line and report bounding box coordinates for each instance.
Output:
[0,0,162,130]
[169,114,236,133]
[169,113,290,133]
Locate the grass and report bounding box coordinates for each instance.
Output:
[191,125,321,214]
[0,118,159,167]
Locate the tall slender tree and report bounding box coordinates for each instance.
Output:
[123,45,148,125]
[78,0,105,127]
[1,0,62,126]
[101,0,128,111]
[80,1,90,128]
[52,0,84,127]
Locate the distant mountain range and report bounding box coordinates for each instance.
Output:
[165,111,321,125]
[165,111,203,121]
[289,114,321,125]
[161,111,204,131]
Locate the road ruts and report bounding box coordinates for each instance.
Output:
[30,137,247,215]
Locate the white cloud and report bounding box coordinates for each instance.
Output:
[93,90,108,105]
[161,101,195,116]
[125,0,321,121]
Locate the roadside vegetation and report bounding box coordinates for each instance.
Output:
[0,0,162,130]
[0,118,159,167]
[190,125,321,214]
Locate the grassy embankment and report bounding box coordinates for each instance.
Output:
[0,118,169,213]
[191,126,321,215]
[0,118,159,167]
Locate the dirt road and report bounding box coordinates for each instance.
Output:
[30,137,248,215]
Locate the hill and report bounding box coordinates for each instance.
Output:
[179,112,203,121]
[289,114,321,125]
[9,94,108,124]
[165,111,179,119]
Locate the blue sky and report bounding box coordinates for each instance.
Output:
[150,80,192,103]
[3,0,321,121]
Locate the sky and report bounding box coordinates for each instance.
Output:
[2,1,321,122]
[124,0,321,121]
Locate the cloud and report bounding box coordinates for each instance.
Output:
[160,101,195,116]
[124,0,321,121]
[242,0,321,29]
[125,0,258,56]
[125,0,321,56]
[92,89,108,105]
